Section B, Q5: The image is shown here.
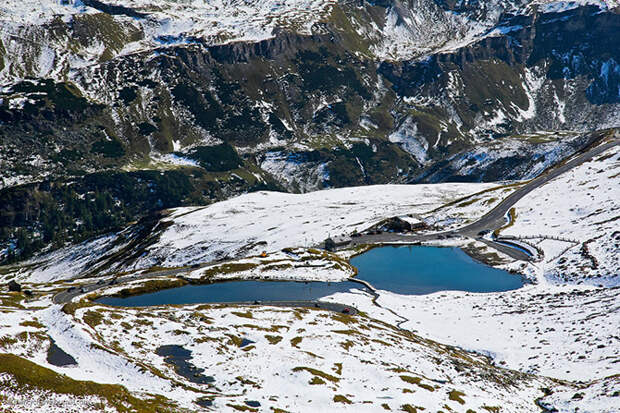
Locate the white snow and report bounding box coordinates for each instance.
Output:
[4,182,500,283]
[537,0,617,14]
[502,143,620,285]
[1,141,618,411]
[73,301,551,412]
[388,117,430,164]
[134,183,498,270]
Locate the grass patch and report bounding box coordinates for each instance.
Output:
[331,329,359,336]
[332,362,342,375]
[493,207,517,237]
[226,335,244,347]
[333,395,352,404]
[226,404,258,412]
[82,310,104,329]
[309,376,326,385]
[0,336,18,348]
[61,300,94,316]
[330,313,357,325]
[340,340,355,351]
[448,390,466,405]
[482,407,500,412]
[19,320,44,329]
[0,293,25,309]
[456,198,479,208]
[264,335,283,345]
[292,367,340,383]
[200,263,258,279]
[399,375,435,392]
[231,310,253,319]
[290,337,302,348]
[0,354,178,412]
[236,376,258,386]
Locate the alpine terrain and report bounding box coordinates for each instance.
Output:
[0,1,618,412]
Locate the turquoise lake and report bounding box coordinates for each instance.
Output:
[96,280,364,307]
[350,245,523,294]
[96,246,523,307]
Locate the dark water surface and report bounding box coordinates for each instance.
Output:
[47,339,77,367]
[350,245,523,294]
[155,345,214,384]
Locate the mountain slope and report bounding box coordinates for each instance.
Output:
[1,0,619,263]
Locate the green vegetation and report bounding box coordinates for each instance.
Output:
[184,143,243,172]
[19,320,44,329]
[0,164,279,265]
[231,310,254,319]
[112,279,189,298]
[91,138,125,158]
[118,86,137,105]
[0,293,25,309]
[226,404,258,412]
[333,395,352,404]
[399,375,435,391]
[493,207,517,237]
[264,335,283,345]
[200,263,259,279]
[448,390,466,405]
[11,80,91,113]
[0,354,179,412]
[292,367,340,383]
[309,376,325,385]
[82,310,105,329]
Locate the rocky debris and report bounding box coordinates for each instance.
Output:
[7,280,21,292]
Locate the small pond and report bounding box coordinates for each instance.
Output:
[155,345,214,385]
[350,245,523,295]
[96,280,364,307]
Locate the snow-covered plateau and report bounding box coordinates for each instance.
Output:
[0,139,618,411]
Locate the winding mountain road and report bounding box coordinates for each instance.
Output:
[351,137,619,260]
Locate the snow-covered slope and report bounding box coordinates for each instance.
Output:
[1,0,617,84]
[0,0,337,83]
[502,143,620,285]
[5,182,500,283]
[0,289,553,413]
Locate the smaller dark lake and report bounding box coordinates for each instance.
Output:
[47,339,77,367]
[155,345,214,385]
[96,280,364,307]
[350,246,523,295]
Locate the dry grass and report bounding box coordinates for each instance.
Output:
[448,390,466,405]
[292,367,340,383]
[0,354,179,413]
[333,395,352,404]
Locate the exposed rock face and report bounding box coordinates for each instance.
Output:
[8,280,21,292]
[0,1,618,262]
